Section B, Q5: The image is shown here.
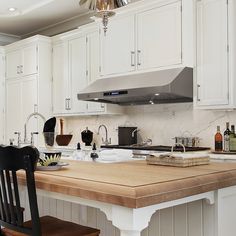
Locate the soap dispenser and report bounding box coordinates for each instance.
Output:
[90,143,99,161]
[72,143,84,160]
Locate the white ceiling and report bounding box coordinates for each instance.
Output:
[0,0,90,37]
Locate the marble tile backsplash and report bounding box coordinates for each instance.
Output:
[63,103,235,149]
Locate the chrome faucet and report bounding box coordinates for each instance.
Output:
[97,124,111,145]
[131,128,140,138]
[23,112,46,145]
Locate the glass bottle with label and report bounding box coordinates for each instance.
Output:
[215,126,223,151]
[230,125,236,151]
[224,122,230,152]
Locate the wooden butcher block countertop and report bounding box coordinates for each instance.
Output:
[17,160,236,208]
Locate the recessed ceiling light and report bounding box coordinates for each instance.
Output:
[8,7,17,12]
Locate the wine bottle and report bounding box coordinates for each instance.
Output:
[230,125,236,151]
[224,122,230,152]
[215,126,223,151]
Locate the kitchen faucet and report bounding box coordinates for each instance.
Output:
[131,128,140,138]
[14,112,46,146]
[97,124,111,145]
[24,112,46,145]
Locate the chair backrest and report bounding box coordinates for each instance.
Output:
[0,145,41,236]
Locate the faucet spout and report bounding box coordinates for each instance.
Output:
[97,124,111,145]
[24,112,46,143]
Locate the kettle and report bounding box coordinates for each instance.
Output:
[81,127,93,146]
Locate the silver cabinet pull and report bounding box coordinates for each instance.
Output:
[131,51,135,67]
[65,99,68,110]
[68,98,71,110]
[137,50,141,66]
[197,84,201,101]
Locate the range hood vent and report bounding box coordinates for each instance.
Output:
[77,67,193,106]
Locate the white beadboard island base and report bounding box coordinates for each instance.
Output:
[17,160,236,236]
[18,186,236,236]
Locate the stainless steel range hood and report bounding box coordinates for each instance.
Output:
[77,67,193,106]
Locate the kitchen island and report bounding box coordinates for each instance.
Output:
[18,160,236,236]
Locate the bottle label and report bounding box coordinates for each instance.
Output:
[224,134,230,152]
[215,141,223,151]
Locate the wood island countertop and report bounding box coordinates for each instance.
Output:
[17,160,236,208]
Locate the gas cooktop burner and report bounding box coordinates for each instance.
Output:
[101,145,210,152]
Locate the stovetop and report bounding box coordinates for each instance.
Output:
[101,145,210,152]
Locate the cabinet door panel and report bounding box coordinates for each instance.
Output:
[52,43,69,114]
[21,76,38,140]
[22,44,38,76]
[69,37,87,113]
[6,80,22,143]
[101,15,135,76]
[0,54,4,144]
[6,50,21,79]
[137,1,182,70]
[196,0,228,106]
[87,31,105,113]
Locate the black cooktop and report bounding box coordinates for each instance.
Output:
[101,145,210,152]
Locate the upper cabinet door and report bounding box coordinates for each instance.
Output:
[6,50,21,79]
[87,30,105,113]
[69,36,88,113]
[52,43,69,114]
[88,31,100,84]
[6,44,38,79]
[22,44,38,76]
[196,0,228,106]
[137,1,182,71]
[101,14,135,76]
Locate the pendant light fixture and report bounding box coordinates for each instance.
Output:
[95,0,115,35]
[79,0,129,35]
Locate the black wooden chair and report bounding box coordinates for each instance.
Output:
[0,145,100,236]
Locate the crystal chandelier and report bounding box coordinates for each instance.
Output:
[79,0,129,35]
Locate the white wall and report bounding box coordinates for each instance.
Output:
[64,103,233,149]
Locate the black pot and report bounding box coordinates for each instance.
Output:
[81,127,93,146]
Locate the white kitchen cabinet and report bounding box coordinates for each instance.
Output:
[5,80,21,144]
[5,35,52,146]
[87,31,106,113]
[52,36,88,115]
[6,43,38,79]
[195,0,236,109]
[0,48,4,144]
[6,76,38,145]
[137,1,182,70]
[68,36,88,113]
[100,15,135,76]
[52,26,122,116]
[100,0,190,78]
[52,42,69,114]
